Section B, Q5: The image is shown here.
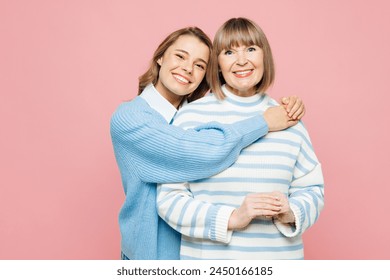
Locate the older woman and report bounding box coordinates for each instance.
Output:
[157,18,324,259]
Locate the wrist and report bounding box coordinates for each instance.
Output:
[284,210,296,224]
[276,210,295,224]
[262,111,274,132]
[228,210,236,230]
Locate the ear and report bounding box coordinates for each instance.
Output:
[157,57,162,66]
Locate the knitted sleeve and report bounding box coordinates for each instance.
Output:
[274,123,325,237]
[156,182,235,243]
[110,101,268,183]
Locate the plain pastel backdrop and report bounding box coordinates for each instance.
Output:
[1,0,389,259]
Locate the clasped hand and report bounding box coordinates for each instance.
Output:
[228,191,295,230]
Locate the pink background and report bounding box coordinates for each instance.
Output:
[1,0,389,259]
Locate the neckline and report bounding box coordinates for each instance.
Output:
[222,84,263,103]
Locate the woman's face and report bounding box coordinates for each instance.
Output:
[218,45,264,97]
[155,35,209,106]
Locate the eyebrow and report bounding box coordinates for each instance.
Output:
[175,49,208,65]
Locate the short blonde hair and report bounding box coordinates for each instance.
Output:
[208,17,275,99]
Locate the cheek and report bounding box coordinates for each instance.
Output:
[219,64,229,77]
[218,57,229,70]
[259,67,265,77]
[220,71,230,82]
[160,58,177,71]
[158,67,166,80]
[220,61,234,77]
[258,58,264,69]
[194,72,206,85]
[158,65,172,85]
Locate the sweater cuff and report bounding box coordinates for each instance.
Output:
[211,206,235,244]
[231,114,269,147]
[273,203,302,238]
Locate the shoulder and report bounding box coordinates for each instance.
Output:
[170,95,220,129]
[266,118,311,142]
[263,94,279,107]
[283,121,313,147]
[113,97,146,114]
[263,95,310,140]
[289,121,310,136]
[177,94,219,116]
[184,93,220,109]
[112,97,160,118]
[111,97,162,131]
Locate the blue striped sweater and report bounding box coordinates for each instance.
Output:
[157,85,324,259]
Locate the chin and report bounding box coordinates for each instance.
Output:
[173,90,190,97]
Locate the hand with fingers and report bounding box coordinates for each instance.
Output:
[280,95,305,121]
[269,191,295,224]
[263,105,298,132]
[228,193,282,230]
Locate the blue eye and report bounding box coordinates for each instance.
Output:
[224,50,233,55]
[248,47,256,52]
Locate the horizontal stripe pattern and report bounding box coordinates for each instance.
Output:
[157,87,324,259]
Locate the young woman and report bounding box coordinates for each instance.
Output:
[157,18,324,259]
[111,26,305,260]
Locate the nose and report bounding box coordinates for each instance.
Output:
[182,61,193,75]
[236,51,248,66]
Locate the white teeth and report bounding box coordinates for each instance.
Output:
[173,74,189,83]
[235,70,251,75]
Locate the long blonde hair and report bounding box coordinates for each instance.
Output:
[138,27,213,102]
[208,17,275,99]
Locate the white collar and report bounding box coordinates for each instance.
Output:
[140,84,178,123]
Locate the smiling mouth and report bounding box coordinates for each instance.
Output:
[233,70,253,78]
[173,74,191,84]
